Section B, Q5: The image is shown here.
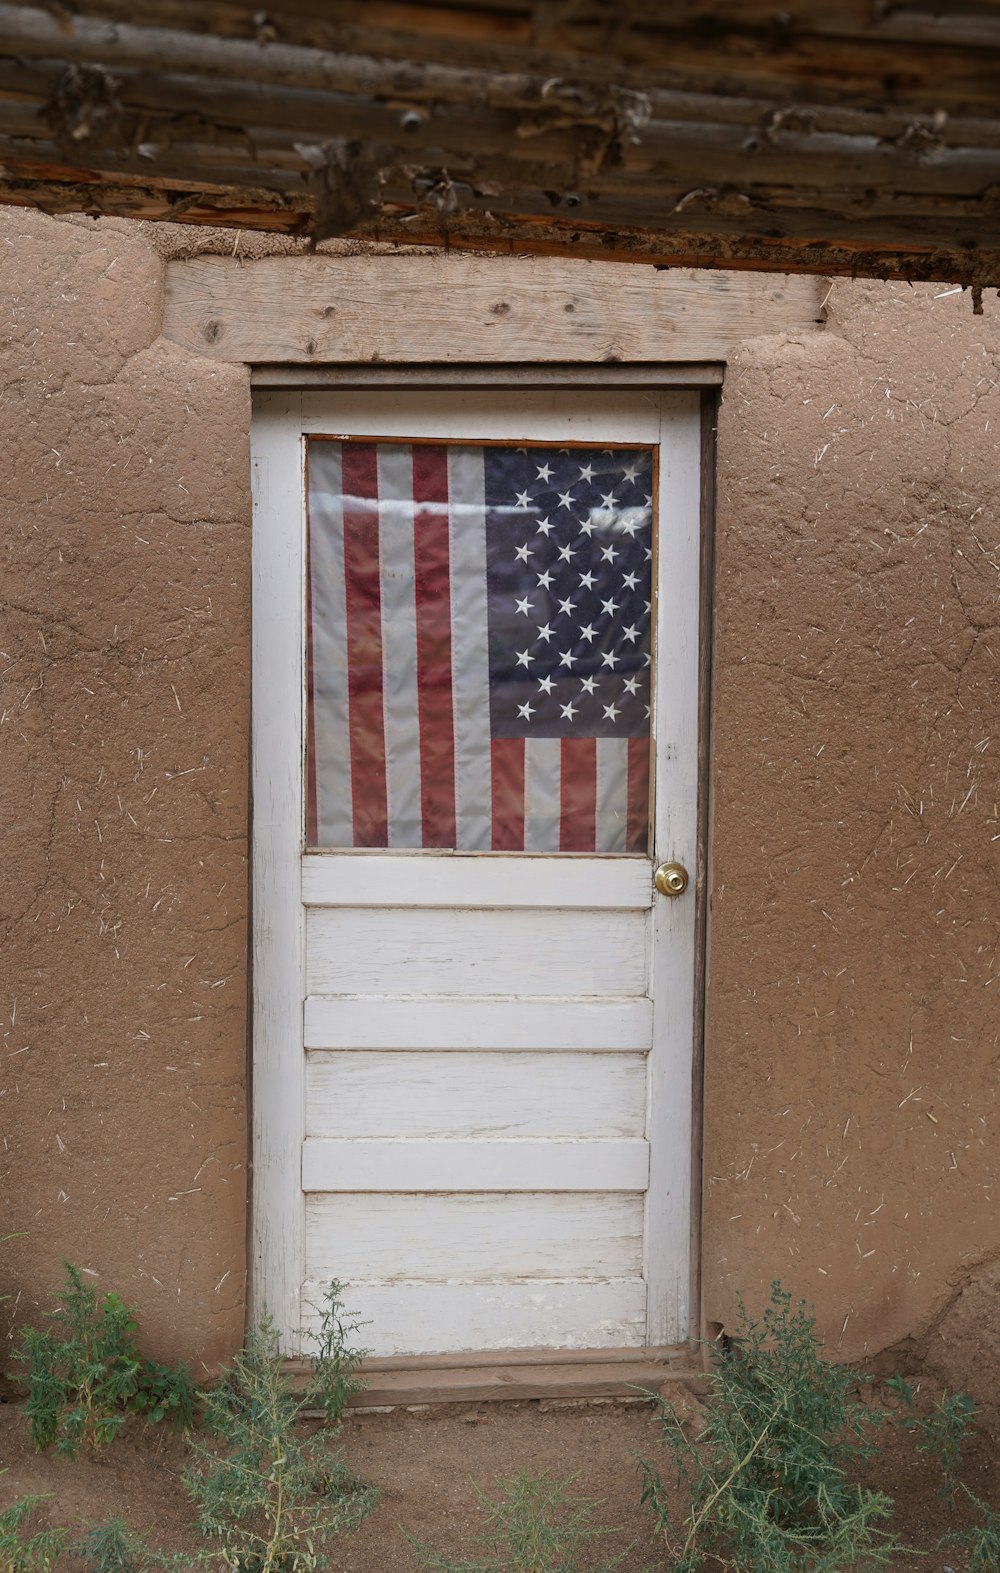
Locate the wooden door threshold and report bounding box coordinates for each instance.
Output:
[287,1346,705,1409]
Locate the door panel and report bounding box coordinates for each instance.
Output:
[251,389,701,1357]
[305,906,648,997]
[303,995,654,1051]
[300,1281,648,1355]
[305,1051,647,1139]
[305,1194,645,1283]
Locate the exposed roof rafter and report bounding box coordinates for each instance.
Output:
[1,0,999,287]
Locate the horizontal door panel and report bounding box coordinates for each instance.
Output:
[303,854,652,910]
[300,1279,647,1357]
[302,1137,649,1192]
[306,1051,647,1140]
[305,1192,643,1282]
[306,908,648,998]
[304,996,653,1050]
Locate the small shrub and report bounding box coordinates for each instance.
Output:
[72,1517,150,1573]
[411,1470,632,1573]
[886,1374,978,1498]
[0,1495,65,1573]
[183,1307,376,1572]
[18,1262,194,1457]
[942,1486,1000,1573]
[130,1357,197,1432]
[640,1281,899,1573]
[304,1280,368,1424]
[19,1264,142,1455]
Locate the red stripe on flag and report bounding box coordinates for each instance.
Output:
[560,737,597,851]
[412,446,457,848]
[491,739,525,850]
[626,736,650,853]
[342,443,387,847]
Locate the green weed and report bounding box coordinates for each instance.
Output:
[182,1306,376,1572]
[131,1357,197,1432]
[640,1282,899,1573]
[72,1517,151,1573]
[303,1280,368,1424]
[942,1485,1000,1573]
[19,1264,142,1455]
[0,1496,65,1573]
[17,1263,192,1457]
[410,1470,633,1573]
[886,1375,978,1498]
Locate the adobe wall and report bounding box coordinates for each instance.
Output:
[0,210,252,1371]
[704,282,1000,1394]
[0,208,996,1395]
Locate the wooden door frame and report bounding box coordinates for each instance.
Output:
[249,367,717,1365]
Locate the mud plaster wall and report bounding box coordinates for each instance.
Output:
[0,210,253,1371]
[0,209,997,1391]
[705,283,1000,1396]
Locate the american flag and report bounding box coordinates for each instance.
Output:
[306,439,653,853]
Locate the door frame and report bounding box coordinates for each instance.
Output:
[249,369,716,1355]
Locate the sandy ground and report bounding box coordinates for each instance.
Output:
[1,1392,996,1569]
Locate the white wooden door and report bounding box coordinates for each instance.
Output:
[252,390,701,1358]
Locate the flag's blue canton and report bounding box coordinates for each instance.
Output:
[485,445,653,739]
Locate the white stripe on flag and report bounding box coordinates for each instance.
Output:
[596,736,629,852]
[378,445,423,847]
[308,442,354,846]
[448,448,493,851]
[524,737,562,851]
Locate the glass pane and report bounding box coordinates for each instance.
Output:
[306,439,654,852]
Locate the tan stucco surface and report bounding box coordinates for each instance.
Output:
[705,283,1000,1379]
[0,210,997,1392]
[0,211,251,1369]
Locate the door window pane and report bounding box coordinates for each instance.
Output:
[306,439,654,852]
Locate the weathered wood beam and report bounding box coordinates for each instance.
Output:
[25,0,1000,106]
[161,254,827,363]
[0,0,999,286]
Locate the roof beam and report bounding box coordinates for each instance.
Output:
[0,1,998,286]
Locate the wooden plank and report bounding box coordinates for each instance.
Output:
[9,0,1000,97]
[253,365,726,389]
[4,3,1000,279]
[288,1344,691,1373]
[305,907,648,997]
[645,394,701,1345]
[249,394,306,1346]
[306,1051,648,1139]
[9,1,1000,114]
[343,1362,674,1406]
[304,1192,644,1282]
[298,1279,647,1355]
[163,257,824,365]
[301,1137,649,1192]
[304,995,654,1050]
[302,852,652,909]
[299,387,662,443]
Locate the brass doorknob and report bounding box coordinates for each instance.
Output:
[654,862,689,897]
